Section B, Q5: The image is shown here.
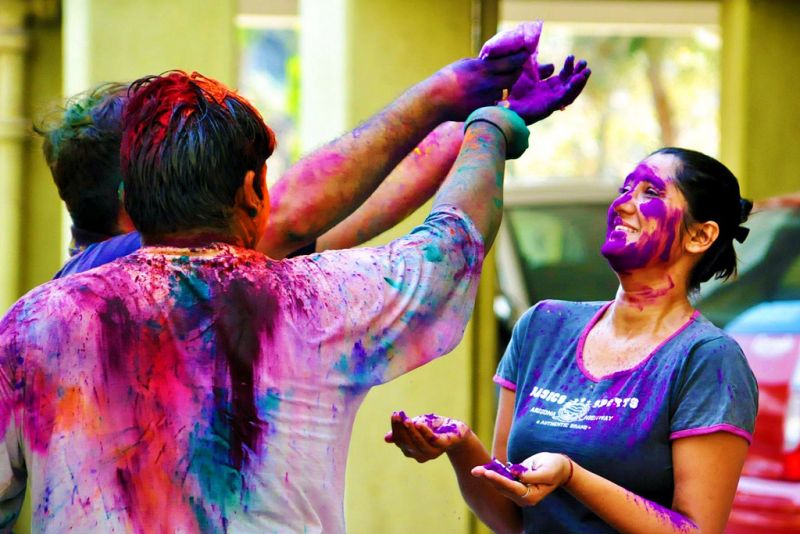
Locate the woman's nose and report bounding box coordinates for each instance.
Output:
[612,192,636,214]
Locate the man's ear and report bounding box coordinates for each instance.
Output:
[237,170,261,217]
[685,220,719,255]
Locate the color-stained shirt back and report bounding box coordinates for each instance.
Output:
[495,300,758,534]
[0,206,483,533]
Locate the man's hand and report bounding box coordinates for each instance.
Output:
[480,21,543,60]
[506,55,591,125]
[430,52,529,121]
[385,411,471,463]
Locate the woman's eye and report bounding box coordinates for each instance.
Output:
[645,187,663,197]
[618,186,631,195]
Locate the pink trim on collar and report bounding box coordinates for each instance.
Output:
[576,303,700,382]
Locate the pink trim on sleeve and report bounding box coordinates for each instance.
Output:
[670,424,753,445]
[493,375,517,391]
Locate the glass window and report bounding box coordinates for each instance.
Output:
[500,1,720,185]
[505,204,619,304]
[237,6,300,185]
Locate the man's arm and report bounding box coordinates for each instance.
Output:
[257,53,528,259]
[315,122,462,251]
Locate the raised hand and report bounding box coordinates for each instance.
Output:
[480,21,543,60]
[429,52,529,121]
[471,451,572,507]
[385,411,471,463]
[506,55,591,125]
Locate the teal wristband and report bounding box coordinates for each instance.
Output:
[464,106,530,159]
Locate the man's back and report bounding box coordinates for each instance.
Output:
[0,207,482,533]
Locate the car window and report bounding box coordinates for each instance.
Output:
[505,205,619,303]
[697,208,800,327]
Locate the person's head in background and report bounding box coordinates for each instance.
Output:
[36,83,134,255]
[120,71,276,249]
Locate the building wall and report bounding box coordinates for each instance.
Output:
[721,0,800,200]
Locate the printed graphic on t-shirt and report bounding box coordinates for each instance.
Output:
[528,385,639,431]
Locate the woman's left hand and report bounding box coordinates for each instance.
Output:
[471,452,572,507]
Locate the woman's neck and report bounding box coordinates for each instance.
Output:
[609,268,694,335]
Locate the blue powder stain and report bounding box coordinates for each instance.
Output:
[348,340,389,385]
[334,354,349,373]
[259,387,282,414]
[383,277,403,290]
[186,416,248,521]
[423,244,444,263]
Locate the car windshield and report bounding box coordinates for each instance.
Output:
[503,204,800,329]
[504,204,619,304]
[697,207,800,327]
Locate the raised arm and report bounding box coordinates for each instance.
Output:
[315,121,463,251]
[314,53,590,252]
[257,53,528,258]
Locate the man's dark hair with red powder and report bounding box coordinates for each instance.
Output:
[36,83,129,237]
[120,71,276,237]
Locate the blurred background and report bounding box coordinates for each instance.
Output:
[1,1,799,533]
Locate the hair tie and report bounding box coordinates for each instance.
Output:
[733,225,750,243]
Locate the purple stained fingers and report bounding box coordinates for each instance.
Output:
[481,458,530,481]
[480,21,543,60]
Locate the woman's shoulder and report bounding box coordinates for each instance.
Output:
[516,299,607,331]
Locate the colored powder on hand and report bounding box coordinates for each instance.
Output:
[481,458,518,481]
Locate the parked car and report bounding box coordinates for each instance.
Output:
[495,185,800,532]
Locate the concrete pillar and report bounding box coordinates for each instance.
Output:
[60,0,237,252]
[721,0,800,200]
[300,1,496,532]
[0,1,29,311]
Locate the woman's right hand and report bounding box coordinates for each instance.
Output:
[385,411,471,463]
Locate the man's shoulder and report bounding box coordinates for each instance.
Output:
[54,232,143,279]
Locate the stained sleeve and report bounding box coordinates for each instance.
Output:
[0,306,27,532]
[288,205,485,388]
[669,335,758,444]
[494,306,538,391]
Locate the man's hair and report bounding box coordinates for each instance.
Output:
[120,71,276,237]
[36,83,129,236]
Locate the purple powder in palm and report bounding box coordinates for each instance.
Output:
[481,458,528,481]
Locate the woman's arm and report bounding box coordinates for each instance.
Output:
[475,431,749,534]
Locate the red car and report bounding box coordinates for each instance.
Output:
[723,303,800,533]
[693,195,800,533]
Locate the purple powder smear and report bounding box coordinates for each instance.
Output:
[601,162,683,274]
[480,458,529,481]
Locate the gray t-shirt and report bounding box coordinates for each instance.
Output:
[495,300,758,533]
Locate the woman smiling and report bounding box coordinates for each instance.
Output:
[387,148,758,534]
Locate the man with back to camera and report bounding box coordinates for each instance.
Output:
[1,25,590,532]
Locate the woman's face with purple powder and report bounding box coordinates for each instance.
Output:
[601,153,687,274]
